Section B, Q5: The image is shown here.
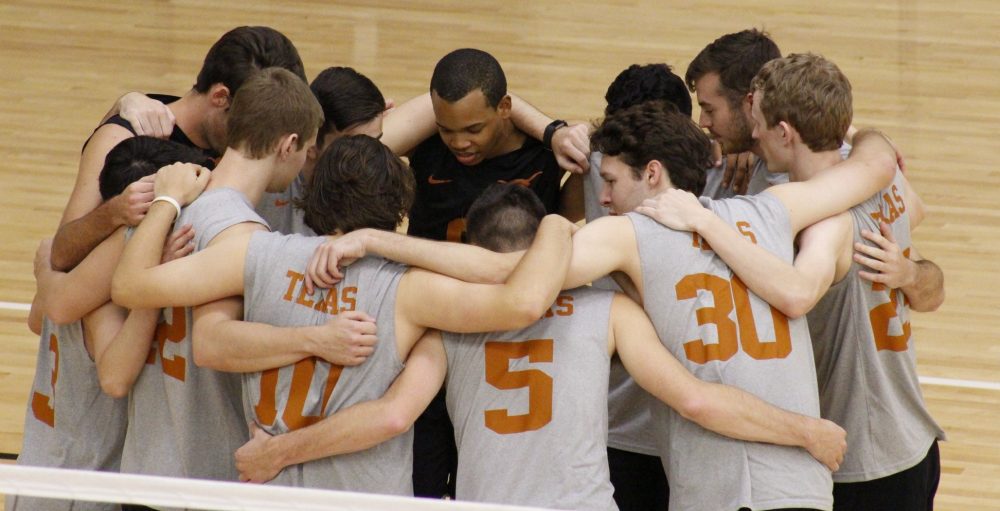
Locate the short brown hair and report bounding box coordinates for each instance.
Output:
[226,67,324,159]
[297,135,414,234]
[752,53,852,152]
[591,101,713,196]
[685,28,781,108]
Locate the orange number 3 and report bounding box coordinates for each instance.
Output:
[484,339,554,434]
[676,273,792,364]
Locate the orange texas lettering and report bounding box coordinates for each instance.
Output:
[543,294,575,318]
[282,270,358,315]
[869,184,907,225]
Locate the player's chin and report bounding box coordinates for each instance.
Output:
[453,151,482,166]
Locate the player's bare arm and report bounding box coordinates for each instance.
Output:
[396,214,575,343]
[83,302,160,398]
[235,330,446,483]
[50,123,138,271]
[637,188,851,318]
[192,296,378,371]
[609,294,847,471]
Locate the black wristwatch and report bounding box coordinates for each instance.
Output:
[542,119,568,151]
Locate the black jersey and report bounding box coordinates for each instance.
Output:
[82,94,219,159]
[407,134,562,241]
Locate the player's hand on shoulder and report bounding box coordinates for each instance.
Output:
[119,92,176,139]
[154,162,211,206]
[635,188,707,232]
[33,238,53,277]
[805,418,847,472]
[308,310,378,366]
[552,123,591,174]
[722,151,756,195]
[854,221,917,289]
[111,174,156,227]
[235,423,281,483]
[304,231,369,293]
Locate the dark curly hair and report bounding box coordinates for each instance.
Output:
[605,63,692,117]
[591,101,712,196]
[297,135,414,234]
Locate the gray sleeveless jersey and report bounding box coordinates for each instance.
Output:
[443,287,617,511]
[628,193,832,511]
[121,187,266,486]
[256,175,315,236]
[702,156,788,200]
[583,151,659,457]
[8,318,127,511]
[808,170,944,483]
[242,231,411,495]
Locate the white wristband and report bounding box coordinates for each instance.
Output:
[151,196,182,220]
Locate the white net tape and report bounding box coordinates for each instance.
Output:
[0,465,551,511]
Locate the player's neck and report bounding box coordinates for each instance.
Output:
[170,91,211,150]
[484,120,526,160]
[789,147,843,182]
[207,147,274,206]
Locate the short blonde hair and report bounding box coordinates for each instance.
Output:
[752,53,852,152]
[226,67,324,159]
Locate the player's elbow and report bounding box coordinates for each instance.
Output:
[98,373,132,399]
[506,295,549,329]
[675,392,714,426]
[911,289,945,313]
[191,328,225,370]
[382,408,415,439]
[44,296,79,325]
[110,274,140,309]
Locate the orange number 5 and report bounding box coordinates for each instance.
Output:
[484,339,553,434]
[869,282,911,352]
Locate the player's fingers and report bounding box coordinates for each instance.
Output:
[853,252,885,271]
[354,334,378,348]
[878,221,897,243]
[857,270,886,284]
[352,345,376,359]
[853,241,886,260]
[157,111,175,139]
[858,229,890,249]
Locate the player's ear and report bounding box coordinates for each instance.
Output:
[209,84,231,109]
[278,133,299,160]
[496,94,512,118]
[645,159,665,187]
[777,121,795,147]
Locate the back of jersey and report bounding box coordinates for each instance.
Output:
[122,187,266,484]
[444,287,616,511]
[628,193,832,511]
[242,231,412,495]
[808,170,944,482]
[10,319,127,511]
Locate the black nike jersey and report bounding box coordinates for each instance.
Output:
[407,134,562,241]
[83,94,220,160]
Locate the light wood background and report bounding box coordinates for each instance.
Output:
[1,0,998,509]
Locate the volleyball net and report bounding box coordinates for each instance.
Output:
[0,465,551,511]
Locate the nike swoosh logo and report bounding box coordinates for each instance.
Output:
[428,175,453,185]
[498,171,543,187]
[274,199,290,207]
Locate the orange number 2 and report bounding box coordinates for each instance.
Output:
[31,334,59,427]
[484,339,554,434]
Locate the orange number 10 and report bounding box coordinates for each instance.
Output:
[484,339,554,434]
[255,358,343,431]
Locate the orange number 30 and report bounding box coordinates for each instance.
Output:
[484,339,554,434]
[676,273,792,364]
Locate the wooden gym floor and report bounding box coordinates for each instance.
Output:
[0,0,998,509]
